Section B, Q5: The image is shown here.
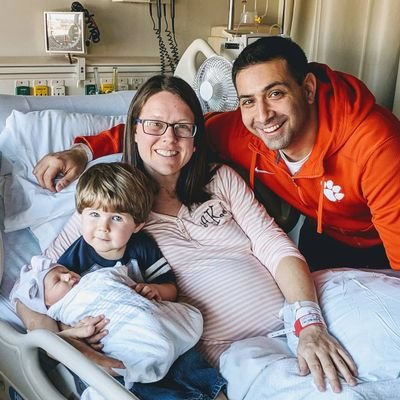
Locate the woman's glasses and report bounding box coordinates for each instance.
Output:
[135,118,197,138]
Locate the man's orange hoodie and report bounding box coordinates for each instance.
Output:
[75,63,400,269]
[206,63,400,269]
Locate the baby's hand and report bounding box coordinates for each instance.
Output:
[134,283,162,301]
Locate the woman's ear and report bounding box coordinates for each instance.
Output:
[303,72,317,104]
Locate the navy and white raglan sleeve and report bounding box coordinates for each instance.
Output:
[125,231,176,284]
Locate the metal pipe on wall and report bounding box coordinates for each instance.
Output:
[227,0,235,31]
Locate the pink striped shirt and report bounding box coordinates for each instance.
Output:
[46,164,304,365]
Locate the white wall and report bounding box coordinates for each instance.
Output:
[1,0,399,113]
[0,0,279,59]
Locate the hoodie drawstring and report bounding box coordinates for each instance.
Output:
[317,180,324,234]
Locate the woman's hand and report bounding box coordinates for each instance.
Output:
[33,146,88,192]
[296,324,358,393]
[59,315,109,351]
[59,315,124,375]
[273,258,358,393]
[63,336,125,375]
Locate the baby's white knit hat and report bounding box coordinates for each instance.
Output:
[9,255,58,314]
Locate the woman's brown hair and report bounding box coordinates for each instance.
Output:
[123,75,218,209]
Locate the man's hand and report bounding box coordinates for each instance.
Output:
[297,325,358,393]
[33,146,88,192]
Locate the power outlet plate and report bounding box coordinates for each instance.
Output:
[85,79,97,95]
[15,80,30,95]
[51,86,66,96]
[117,78,129,91]
[131,76,144,90]
[100,78,114,94]
[33,80,49,96]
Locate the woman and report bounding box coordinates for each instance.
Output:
[30,75,357,396]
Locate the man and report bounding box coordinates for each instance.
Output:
[205,36,400,271]
[34,37,400,271]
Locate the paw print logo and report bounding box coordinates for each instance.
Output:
[323,180,345,202]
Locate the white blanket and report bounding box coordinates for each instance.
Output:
[220,336,400,400]
[285,268,400,381]
[220,268,400,400]
[47,265,203,386]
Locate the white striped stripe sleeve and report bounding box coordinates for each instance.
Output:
[145,257,171,281]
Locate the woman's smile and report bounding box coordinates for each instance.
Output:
[136,91,196,181]
[155,149,179,157]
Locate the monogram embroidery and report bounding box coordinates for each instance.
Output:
[199,203,229,227]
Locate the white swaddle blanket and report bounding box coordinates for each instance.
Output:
[47,265,203,386]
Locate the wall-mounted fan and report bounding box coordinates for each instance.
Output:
[174,39,239,113]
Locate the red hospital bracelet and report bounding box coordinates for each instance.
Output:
[294,313,325,337]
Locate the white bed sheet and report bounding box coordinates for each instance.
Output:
[221,336,400,400]
[0,228,39,331]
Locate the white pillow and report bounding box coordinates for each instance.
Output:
[284,268,400,381]
[0,109,125,250]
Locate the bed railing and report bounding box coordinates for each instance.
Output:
[0,320,139,400]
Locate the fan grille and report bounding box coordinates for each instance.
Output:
[193,56,239,113]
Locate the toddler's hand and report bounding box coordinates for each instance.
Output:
[134,283,162,301]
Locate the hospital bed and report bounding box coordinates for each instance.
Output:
[1,91,400,400]
[0,89,298,400]
[0,91,140,400]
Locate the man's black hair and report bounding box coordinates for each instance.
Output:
[232,36,309,86]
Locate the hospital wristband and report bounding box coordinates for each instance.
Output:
[294,312,326,337]
[295,305,322,319]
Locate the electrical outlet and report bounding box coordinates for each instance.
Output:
[33,86,49,96]
[100,78,114,94]
[85,79,97,95]
[15,86,30,95]
[131,77,144,90]
[51,86,66,96]
[117,78,129,91]
[50,80,66,96]
[15,80,30,95]
[33,80,49,96]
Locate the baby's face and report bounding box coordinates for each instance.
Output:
[44,265,81,307]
